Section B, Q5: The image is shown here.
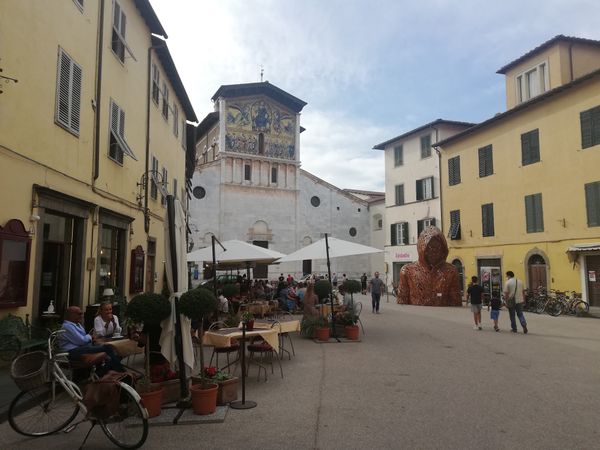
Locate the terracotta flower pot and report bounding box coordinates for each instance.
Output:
[345,325,359,340]
[138,386,163,418]
[190,383,218,415]
[315,326,330,342]
[245,320,255,331]
[217,377,239,405]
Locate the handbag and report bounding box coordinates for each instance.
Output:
[506,279,517,308]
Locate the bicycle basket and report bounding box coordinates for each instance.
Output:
[11,351,49,391]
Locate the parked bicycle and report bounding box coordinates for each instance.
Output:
[8,330,148,449]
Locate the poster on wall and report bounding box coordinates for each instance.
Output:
[589,271,597,282]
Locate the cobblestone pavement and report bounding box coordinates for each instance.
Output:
[2,295,599,449]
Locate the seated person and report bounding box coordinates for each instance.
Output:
[93,302,122,338]
[217,289,229,313]
[59,306,124,374]
[287,285,299,312]
[339,286,354,311]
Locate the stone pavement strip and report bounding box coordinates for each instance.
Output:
[1,294,599,449]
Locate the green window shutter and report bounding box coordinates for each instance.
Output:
[401,222,409,245]
[417,219,424,237]
[534,193,544,232]
[449,156,461,185]
[525,195,535,232]
[482,203,494,237]
[521,132,531,165]
[478,145,493,177]
[585,182,600,226]
[395,185,404,205]
[391,224,397,245]
[593,107,600,146]
[416,180,423,201]
[581,109,594,149]
[530,130,540,163]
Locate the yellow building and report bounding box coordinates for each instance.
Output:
[0,0,197,322]
[435,35,600,306]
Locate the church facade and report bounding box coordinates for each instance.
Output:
[188,82,383,280]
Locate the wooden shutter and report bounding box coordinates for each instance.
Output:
[391,224,397,246]
[118,108,125,137]
[585,182,600,226]
[449,156,461,185]
[395,185,404,205]
[525,194,535,233]
[417,219,424,237]
[482,203,494,237]
[522,129,540,165]
[449,210,461,239]
[416,179,423,201]
[478,145,493,177]
[401,222,409,245]
[581,109,594,149]
[56,50,82,134]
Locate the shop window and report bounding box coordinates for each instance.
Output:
[0,220,31,308]
[99,224,124,299]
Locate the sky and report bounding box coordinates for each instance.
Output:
[150,0,600,192]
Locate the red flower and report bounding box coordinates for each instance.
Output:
[204,366,217,378]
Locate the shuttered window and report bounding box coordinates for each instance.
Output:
[478,145,493,177]
[150,156,158,199]
[416,176,434,201]
[161,167,168,206]
[244,164,251,181]
[525,193,544,233]
[55,48,82,135]
[417,218,436,237]
[394,145,403,166]
[112,1,127,62]
[173,105,179,137]
[391,222,409,246]
[181,120,187,149]
[481,203,495,237]
[585,181,600,227]
[521,129,540,165]
[449,210,461,240]
[448,156,461,186]
[420,134,431,158]
[271,167,278,183]
[395,184,404,206]
[580,105,600,149]
[162,82,169,119]
[109,99,137,164]
[151,63,160,104]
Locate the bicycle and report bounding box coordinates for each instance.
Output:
[8,330,148,449]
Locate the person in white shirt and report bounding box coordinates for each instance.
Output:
[502,271,528,334]
[94,302,122,338]
[217,290,229,313]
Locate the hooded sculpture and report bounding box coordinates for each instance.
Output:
[397,226,461,306]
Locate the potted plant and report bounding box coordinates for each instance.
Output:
[126,292,171,417]
[193,366,239,406]
[240,311,255,331]
[314,315,330,342]
[339,310,360,340]
[178,288,219,415]
[343,279,362,304]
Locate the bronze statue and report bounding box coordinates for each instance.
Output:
[397,226,461,306]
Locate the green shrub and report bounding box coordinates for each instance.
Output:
[127,293,171,326]
[314,279,332,301]
[221,283,239,299]
[343,279,361,294]
[179,288,218,321]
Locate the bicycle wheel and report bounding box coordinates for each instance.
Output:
[547,299,562,316]
[535,299,545,314]
[99,383,148,449]
[8,383,80,436]
[573,300,590,315]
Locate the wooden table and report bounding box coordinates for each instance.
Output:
[99,337,144,358]
[253,318,300,334]
[203,327,279,353]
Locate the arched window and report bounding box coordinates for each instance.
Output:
[258,133,265,155]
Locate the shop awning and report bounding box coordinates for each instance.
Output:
[566,243,600,263]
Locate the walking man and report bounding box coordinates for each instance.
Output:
[503,271,528,334]
[368,271,386,314]
[467,276,483,330]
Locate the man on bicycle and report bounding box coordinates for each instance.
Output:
[59,306,125,374]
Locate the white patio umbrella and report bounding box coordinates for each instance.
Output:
[276,236,382,262]
[276,234,382,340]
[159,196,193,400]
[187,239,285,264]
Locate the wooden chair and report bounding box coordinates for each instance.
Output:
[246,321,283,382]
[208,321,240,374]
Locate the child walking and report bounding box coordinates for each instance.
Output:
[490,294,501,331]
[466,276,483,330]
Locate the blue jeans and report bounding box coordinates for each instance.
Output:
[508,303,527,331]
[371,293,381,312]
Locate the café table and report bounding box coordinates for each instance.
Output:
[98,336,144,358]
[203,327,279,353]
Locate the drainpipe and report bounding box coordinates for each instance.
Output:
[92,0,105,182]
[431,126,442,231]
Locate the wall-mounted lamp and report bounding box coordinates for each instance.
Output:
[28,214,41,236]
[136,169,168,232]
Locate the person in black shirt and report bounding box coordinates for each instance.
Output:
[467,276,483,330]
[489,293,502,332]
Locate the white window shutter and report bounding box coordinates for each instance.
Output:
[57,51,71,126]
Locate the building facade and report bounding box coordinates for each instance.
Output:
[374,120,474,289]
[0,0,197,322]
[189,82,382,280]
[436,35,600,305]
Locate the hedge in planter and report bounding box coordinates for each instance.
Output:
[314,279,332,303]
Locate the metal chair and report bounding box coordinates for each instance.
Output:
[208,321,240,374]
[354,302,365,336]
[246,321,283,381]
[277,311,295,359]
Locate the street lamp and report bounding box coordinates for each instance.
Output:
[136,169,168,232]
